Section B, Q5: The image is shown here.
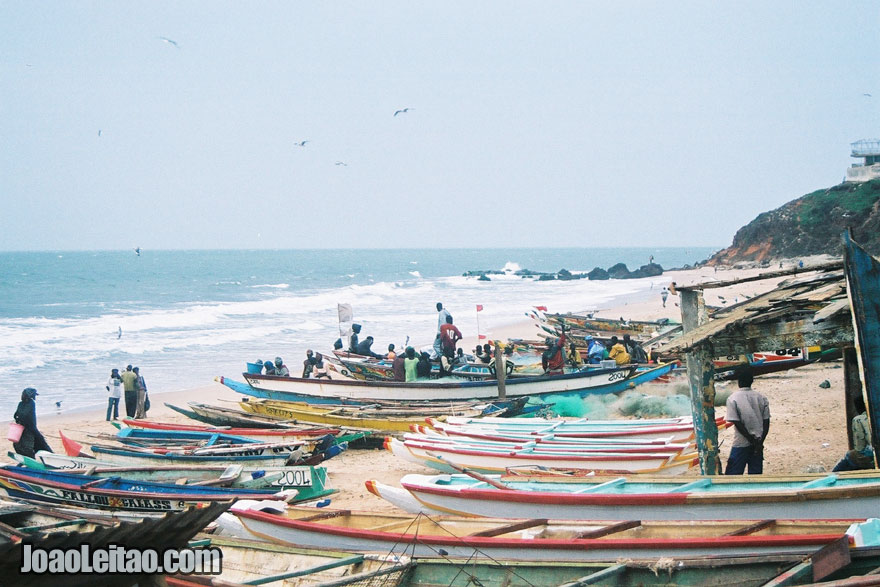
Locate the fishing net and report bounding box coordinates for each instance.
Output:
[315,563,413,587]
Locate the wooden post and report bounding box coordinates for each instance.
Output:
[494,342,506,400]
[681,289,720,475]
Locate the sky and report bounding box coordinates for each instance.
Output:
[2,2,878,251]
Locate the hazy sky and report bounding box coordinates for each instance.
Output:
[2,2,878,251]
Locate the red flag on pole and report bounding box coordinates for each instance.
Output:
[478,334,487,339]
[535,306,548,311]
[476,304,483,312]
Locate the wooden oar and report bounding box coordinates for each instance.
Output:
[426,452,509,490]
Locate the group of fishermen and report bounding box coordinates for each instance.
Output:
[542,329,649,375]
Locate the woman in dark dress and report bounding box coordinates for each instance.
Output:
[12,387,52,458]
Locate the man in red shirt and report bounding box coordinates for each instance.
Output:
[541,326,568,375]
[439,315,463,371]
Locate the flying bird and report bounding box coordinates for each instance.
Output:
[335,161,348,166]
[393,108,412,117]
[134,247,141,256]
[97,130,102,137]
[159,36,180,48]
[294,140,309,147]
[864,93,872,97]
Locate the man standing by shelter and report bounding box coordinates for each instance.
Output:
[725,372,771,475]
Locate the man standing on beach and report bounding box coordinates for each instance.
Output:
[661,286,669,308]
[436,303,451,333]
[725,372,770,475]
[120,365,138,418]
[439,315,462,373]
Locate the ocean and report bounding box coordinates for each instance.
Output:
[0,247,716,416]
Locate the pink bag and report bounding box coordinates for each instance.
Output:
[7,422,24,443]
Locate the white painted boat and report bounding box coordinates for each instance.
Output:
[372,471,880,520]
[386,437,698,475]
[230,504,859,562]
[236,363,679,404]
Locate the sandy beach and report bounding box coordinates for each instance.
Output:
[0,261,852,515]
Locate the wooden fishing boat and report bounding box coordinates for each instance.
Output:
[163,531,880,587]
[228,362,676,404]
[237,399,513,433]
[0,500,231,587]
[9,451,335,502]
[119,418,345,442]
[230,504,862,562]
[403,429,694,454]
[426,414,728,443]
[386,436,698,475]
[112,426,329,449]
[86,443,341,468]
[164,401,334,430]
[0,466,285,512]
[373,470,880,520]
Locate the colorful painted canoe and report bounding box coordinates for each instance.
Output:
[119,418,344,441]
[165,401,305,429]
[228,362,676,404]
[386,437,698,475]
[164,530,880,587]
[373,471,880,520]
[9,450,335,502]
[426,414,727,443]
[0,466,283,512]
[86,440,344,468]
[230,504,860,562]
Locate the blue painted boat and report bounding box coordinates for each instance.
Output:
[0,465,283,512]
[221,362,677,405]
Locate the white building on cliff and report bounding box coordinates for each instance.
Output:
[846,139,880,182]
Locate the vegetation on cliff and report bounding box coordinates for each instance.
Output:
[709,179,880,265]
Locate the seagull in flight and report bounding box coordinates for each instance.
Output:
[159,36,180,48]
[294,140,309,147]
[335,161,348,166]
[393,108,412,117]
[98,130,102,137]
[864,93,872,97]
[134,246,141,256]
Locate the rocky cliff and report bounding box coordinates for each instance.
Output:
[708,179,880,265]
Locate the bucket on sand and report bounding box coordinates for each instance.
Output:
[246,361,264,374]
[7,423,24,443]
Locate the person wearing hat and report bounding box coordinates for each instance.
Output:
[274,357,290,377]
[12,388,52,458]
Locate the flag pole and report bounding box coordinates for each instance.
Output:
[476,306,481,341]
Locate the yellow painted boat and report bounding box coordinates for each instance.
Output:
[239,399,483,433]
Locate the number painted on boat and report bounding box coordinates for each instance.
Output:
[608,370,628,382]
[275,468,312,487]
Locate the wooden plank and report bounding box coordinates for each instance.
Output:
[723,519,776,536]
[559,564,627,586]
[810,535,852,582]
[842,231,880,466]
[677,261,844,291]
[299,510,350,522]
[469,518,548,538]
[762,560,814,586]
[845,347,863,450]
[574,520,642,540]
[242,554,365,585]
